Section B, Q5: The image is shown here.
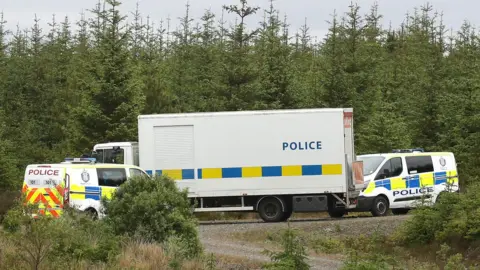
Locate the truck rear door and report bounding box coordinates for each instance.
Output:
[343,109,364,191]
[22,165,66,218]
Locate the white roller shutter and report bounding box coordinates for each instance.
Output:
[153,125,194,169]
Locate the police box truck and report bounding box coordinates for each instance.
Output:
[92,108,365,222]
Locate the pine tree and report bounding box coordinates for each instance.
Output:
[0,0,478,190]
[77,0,145,146]
[438,21,480,186]
[320,11,351,108]
[0,13,20,189]
[254,0,293,109]
[221,0,261,111]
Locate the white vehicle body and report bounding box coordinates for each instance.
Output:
[93,108,365,222]
[22,159,149,219]
[355,151,459,215]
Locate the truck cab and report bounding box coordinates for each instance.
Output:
[92,142,139,166]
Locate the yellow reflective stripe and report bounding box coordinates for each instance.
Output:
[282,165,302,176]
[70,184,86,200]
[101,186,117,200]
[202,168,222,179]
[390,177,406,190]
[162,169,183,180]
[447,170,458,184]
[322,164,342,175]
[420,173,434,187]
[242,167,262,177]
[363,181,375,194]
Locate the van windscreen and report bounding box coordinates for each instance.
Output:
[356,156,385,176]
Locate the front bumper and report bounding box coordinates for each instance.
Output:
[356,195,375,211]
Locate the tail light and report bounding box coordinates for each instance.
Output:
[63,174,70,205]
[64,187,70,204]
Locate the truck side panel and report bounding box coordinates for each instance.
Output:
[138,109,350,198]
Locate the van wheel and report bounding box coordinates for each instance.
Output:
[391,208,409,215]
[371,196,389,217]
[258,197,285,223]
[435,192,446,204]
[85,208,98,220]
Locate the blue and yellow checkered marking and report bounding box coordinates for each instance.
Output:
[70,185,117,201]
[147,164,343,180]
[363,170,458,194]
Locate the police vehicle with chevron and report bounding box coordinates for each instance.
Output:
[22,158,149,219]
[355,148,459,216]
[91,108,367,222]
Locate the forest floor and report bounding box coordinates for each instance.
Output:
[198,215,411,269]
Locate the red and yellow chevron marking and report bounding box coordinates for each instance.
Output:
[22,183,64,218]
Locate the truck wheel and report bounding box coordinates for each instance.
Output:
[258,197,285,222]
[391,208,409,215]
[327,194,346,218]
[280,210,293,221]
[370,196,389,217]
[328,210,346,218]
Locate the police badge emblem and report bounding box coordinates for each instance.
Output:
[439,157,446,166]
[439,157,447,170]
[81,169,90,183]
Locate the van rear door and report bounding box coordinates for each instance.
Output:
[22,165,66,218]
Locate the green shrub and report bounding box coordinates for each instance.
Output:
[101,174,202,259]
[1,200,122,270]
[395,183,480,247]
[0,190,20,223]
[341,233,399,270]
[311,234,344,254]
[262,222,310,270]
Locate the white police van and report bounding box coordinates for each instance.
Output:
[22,157,149,219]
[355,149,459,216]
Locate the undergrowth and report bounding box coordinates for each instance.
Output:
[340,183,480,269]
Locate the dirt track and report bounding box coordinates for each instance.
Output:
[198,215,411,269]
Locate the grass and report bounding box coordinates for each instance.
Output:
[0,233,262,270]
[230,215,480,269]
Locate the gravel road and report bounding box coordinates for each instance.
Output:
[198,215,411,269]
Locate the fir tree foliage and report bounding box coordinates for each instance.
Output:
[0,0,478,190]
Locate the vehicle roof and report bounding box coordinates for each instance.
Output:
[138,108,352,119]
[358,152,454,158]
[26,163,144,170]
[94,142,138,148]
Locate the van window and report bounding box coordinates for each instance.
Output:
[129,168,148,178]
[97,168,127,187]
[406,156,434,174]
[95,148,124,164]
[374,157,403,180]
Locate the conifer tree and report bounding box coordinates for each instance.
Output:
[221,0,261,110]
[320,11,350,108]
[255,0,293,109]
[0,0,478,190]
[77,0,145,146]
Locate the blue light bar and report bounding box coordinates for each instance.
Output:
[392,148,425,153]
[64,157,97,163]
